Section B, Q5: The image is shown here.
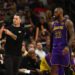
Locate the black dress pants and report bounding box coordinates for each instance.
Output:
[4,54,22,75]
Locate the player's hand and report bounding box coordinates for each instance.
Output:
[4,29,12,36]
[62,46,69,55]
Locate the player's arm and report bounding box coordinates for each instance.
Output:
[62,20,74,55]
[66,19,74,46]
[4,29,17,40]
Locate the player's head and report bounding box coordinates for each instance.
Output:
[13,13,22,26]
[54,7,63,20]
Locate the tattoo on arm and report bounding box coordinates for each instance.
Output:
[10,32,17,40]
[66,20,74,45]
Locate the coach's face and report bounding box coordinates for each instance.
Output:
[13,15,21,26]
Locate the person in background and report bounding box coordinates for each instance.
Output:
[46,10,53,23]
[35,42,46,60]
[70,52,75,75]
[27,43,35,51]
[43,39,50,54]
[35,16,49,42]
[21,41,28,57]
[19,48,42,75]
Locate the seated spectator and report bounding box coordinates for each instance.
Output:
[27,43,35,51]
[21,41,28,57]
[0,39,6,75]
[70,52,75,75]
[0,39,6,63]
[43,39,50,54]
[19,48,42,75]
[71,36,75,52]
[35,42,46,60]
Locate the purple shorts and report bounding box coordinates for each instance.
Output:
[51,52,70,67]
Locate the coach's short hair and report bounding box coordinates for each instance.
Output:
[14,13,22,19]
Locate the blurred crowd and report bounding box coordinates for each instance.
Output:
[0,0,54,45]
[0,0,75,75]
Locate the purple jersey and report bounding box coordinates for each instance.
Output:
[52,18,67,54]
[51,18,70,66]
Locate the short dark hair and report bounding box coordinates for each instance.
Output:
[14,13,22,19]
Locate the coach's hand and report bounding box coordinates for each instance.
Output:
[0,26,4,33]
[4,29,17,40]
[62,46,69,55]
[4,29,12,36]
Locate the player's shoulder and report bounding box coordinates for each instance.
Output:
[66,19,73,24]
[65,19,73,27]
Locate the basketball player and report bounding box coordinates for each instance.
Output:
[49,8,75,75]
